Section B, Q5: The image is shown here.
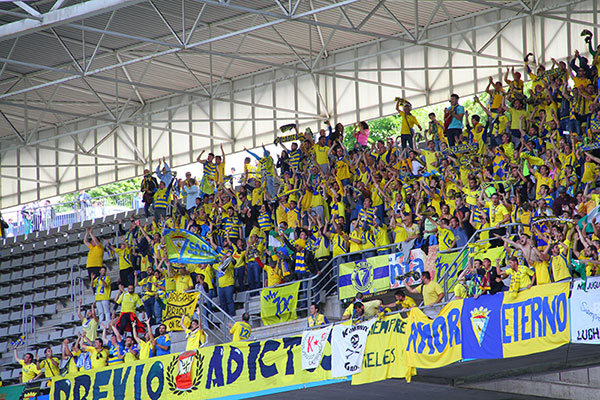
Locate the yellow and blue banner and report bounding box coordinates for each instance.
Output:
[51,336,340,400]
[460,282,570,360]
[352,314,415,385]
[500,282,570,358]
[404,300,464,369]
[162,292,201,331]
[164,228,218,264]
[261,282,300,325]
[338,255,390,300]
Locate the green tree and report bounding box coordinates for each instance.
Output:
[58,177,142,206]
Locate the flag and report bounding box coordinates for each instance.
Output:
[301,325,332,370]
[492,147,508,180]
[338,255,390,300]
[331,319,376,378]
[260,282,300,325]
[162,292,201,331]
[164,228,218,264]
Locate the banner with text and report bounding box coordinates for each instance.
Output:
[331,320,375,378]
[351,315,415,385]
[260,282,300,325]
[51,336,339,400]
[404,300,464,369]
[162,292,201,331]
[389,249,426,289]
[571,277,600,344]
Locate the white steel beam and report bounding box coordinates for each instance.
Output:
[0,0,148,42]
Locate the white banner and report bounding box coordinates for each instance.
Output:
[301,325,332,370]
[570,277,600,344]
[331,319,375,378]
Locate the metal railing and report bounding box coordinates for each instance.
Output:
[192,290,240,344]
[436,222,523,301]
[1,191,142,238]
[22,302,34,352]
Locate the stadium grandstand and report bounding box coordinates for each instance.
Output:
[2,0,600,399]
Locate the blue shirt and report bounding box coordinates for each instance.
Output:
[154,334,171,356]
[448,105,465,130]
[451,227,469,248]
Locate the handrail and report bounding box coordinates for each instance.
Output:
[437,222,522,301]
[187,289,251,344]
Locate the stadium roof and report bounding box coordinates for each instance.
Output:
[0,0,596,206]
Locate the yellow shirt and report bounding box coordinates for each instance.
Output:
[82,317,98,342]
[487,201,508,227]
[230,321,252,342]
[116,292,143,313]
[114,247,133,270]
[19,360,40,382]
[312,144,330,165]
[87,347,109,369]
[415,281,444,306]
[86,244,104,268]
[506,266,534,291]
[92,276,111,301]
[185,328,207,351]
[67,349,80,374]
[582,162,598,184]
[138,340,154,360]
[175,274,194,292]
[395,297,416,309]
[264,264,282,287]
[214,264,234,288]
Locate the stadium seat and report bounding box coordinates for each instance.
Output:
[0,313,9,326]
[9,270,22,282]
[34,264,47,276]
[20,281,34,293]
[58,313,78,328]
[21,266,34,280]
[0,299,10,311]
[42,276,57,288]
[9,310,22,323]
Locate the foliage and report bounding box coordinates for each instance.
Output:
[59,178,142,204]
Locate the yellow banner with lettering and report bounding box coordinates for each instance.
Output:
[261,282,300,325]
[51,336,341,400]
[501,281,570,358]
[403,300,464,369]
[351,314,415,385]
[162,292,200,331]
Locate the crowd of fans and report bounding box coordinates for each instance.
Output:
[10,33,600,383]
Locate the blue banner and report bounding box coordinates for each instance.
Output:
[461,293,504,359]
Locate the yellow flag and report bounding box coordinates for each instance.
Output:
[404,300,464,369]
[162,292,200,331]
[352,314,416,385]
[260,282,300,325]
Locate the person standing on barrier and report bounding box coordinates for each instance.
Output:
[445,93,465,147]
[113,284,146,336]
[404,271,444,306]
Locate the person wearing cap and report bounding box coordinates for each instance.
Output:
[404,271,444,306]
[445,93,465,147]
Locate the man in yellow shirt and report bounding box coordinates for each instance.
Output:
[404,271,444,306]
[229,313,252,342]
[37,347,60,379]
[13,348,40,383]
[180,307,207,350]
[80,333,109,370]
[383,289,416,310]
[132,319,155,360]
[307,303,330,327]
[496,256,535,299]
[480,192,510,247]
[311,135,331,174]
[77,297,99,342]
[175,268,194,292]
[396,99,422,149]
[114,284,145,337]
[84,227,104,281]
[109,241,134,287]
